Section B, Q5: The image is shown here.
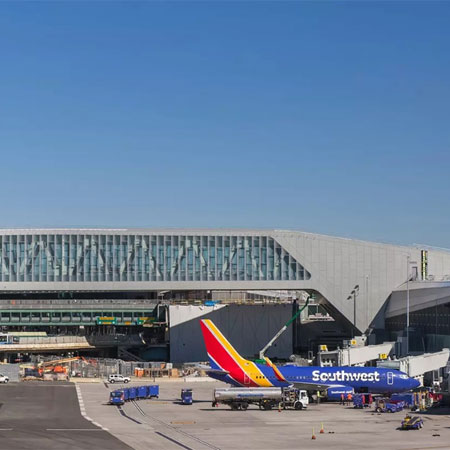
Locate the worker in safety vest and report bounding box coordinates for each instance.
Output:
[346,393,352,406]
[340,393,345,405]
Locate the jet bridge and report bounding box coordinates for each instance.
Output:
[318,342,396,367]
[377,349,450,377]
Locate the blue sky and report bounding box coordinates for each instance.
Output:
[0,1,449,248]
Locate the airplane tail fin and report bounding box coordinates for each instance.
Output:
[200,319,247,371]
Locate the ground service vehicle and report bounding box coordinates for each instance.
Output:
[391,393,416,409]
[109,385,159,405]
[353,393,373,408]
[401,415,424,430]
[108,374,130,383]
[0,374,9,383]
[375,398,404,413]
[109,390,125,405]
[181,388,193,405]
[213,387,308,411]
[200,319,420,394]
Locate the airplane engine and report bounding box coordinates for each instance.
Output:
[326,386,354,401]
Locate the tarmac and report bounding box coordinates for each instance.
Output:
[0,382,132,450]
[78,380,450,450]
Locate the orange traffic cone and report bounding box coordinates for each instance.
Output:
[320,423,324,434]
[311,428,316,440]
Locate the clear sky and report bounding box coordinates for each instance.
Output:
[0,1,449,248]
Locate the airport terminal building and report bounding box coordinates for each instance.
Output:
[0,228,449,361]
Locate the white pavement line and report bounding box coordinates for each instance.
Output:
[47,428,103,431]
[75,384,109,431]
[0,428,13,431]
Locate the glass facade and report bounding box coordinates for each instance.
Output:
[0,233,310,283]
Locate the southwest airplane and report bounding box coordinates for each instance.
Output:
[200,319,420,395]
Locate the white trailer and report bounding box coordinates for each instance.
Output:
[212,387,309,411]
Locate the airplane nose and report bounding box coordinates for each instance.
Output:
[411,378,421,389]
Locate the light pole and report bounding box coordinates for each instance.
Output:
[406,256,417,355]
[347,285,359,338]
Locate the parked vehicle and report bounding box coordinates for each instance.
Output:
[212,387,308,411]
[0,374,9,384]
[181,388,193,405]
[108,374,130,384]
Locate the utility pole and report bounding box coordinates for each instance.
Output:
[406,255,410,356]
[347,285,359,339]
[406,256,417,356]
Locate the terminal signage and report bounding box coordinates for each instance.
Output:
[96,316,117,325]
[136,317,154,325]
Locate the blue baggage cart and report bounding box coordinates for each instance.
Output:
[148,385,159,398]
[181,389,193,405]
[109,390,125,405]
[391,393,415,408]
[123,388,130,401]
[128,387,137,400]
[137,386,148,399]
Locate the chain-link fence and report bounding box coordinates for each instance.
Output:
[68,358,165,378]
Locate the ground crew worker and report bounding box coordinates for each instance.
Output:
[340,393,345,405]
[346,392,352,406]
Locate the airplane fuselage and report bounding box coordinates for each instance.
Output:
[210,363,419,394]
[200,319,420,395]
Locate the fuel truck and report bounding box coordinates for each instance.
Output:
[212,387,309,411]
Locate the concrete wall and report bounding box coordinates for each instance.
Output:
[273,231,450,332]
[168,304,293,363]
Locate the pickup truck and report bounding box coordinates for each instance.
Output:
[0,374,9,384]
[108,374,131,384]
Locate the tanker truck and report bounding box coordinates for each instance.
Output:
[212,387,309,411]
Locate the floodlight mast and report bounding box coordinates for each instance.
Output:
[258,294,311,360]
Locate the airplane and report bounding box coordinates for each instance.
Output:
[200,319,421,395]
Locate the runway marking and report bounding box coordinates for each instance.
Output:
[0,428,13,431]
[47,428,103,431]
[155,431,194,450]
[75,384,109,431]
[130,400,221,450]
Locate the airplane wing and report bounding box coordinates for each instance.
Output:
[289,381,344,391]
